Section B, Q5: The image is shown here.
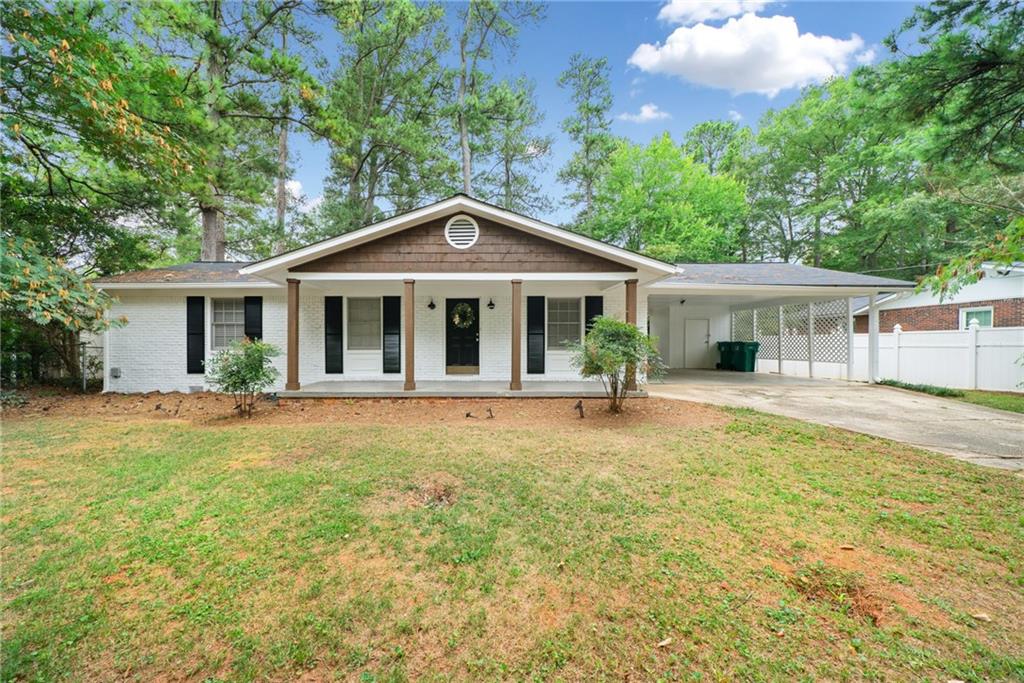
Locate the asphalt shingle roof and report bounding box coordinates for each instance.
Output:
[93,261,259,284]
[666,263,914,288]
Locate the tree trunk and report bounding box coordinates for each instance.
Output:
[200,205,224,261]
[201,0,226,261]
[273,30,289,256]
[503,155,512,208]
[813,215,822,267]
[458,12,472,194]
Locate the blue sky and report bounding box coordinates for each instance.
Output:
[289,1,918,224]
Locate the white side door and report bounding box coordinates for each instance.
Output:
[684,318,712,369]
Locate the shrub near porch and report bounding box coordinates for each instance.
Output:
[2,396,1022,680]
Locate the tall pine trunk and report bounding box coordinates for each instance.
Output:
[457,11,472,194]
[201,0,226,261]
[273,30,289,256]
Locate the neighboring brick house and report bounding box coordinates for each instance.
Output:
[853,264,1024,333]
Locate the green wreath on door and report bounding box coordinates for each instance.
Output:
[451,302,475,329]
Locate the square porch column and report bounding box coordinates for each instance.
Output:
[286,278,300,390]
[625,278,638,391]
[510,279,522,390]
[404,279,415,391]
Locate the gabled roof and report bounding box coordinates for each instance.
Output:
[239,194,677,277]
[93,261,275,288]
[661,263,915,289]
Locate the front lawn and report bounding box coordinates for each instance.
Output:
[957,389,1024,414]
[878,379,1024,414]
[3,395,1022,681]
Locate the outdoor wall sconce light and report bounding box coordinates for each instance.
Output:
[427,298,436,310]
[487,298,495,310]
[679,299,686,306]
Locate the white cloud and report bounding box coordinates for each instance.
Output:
[299,195,323,214]
[617,103,672,123]
[856,47,877,65]
[728,109,743,122]
[658,0,768,25]
[629,13,870,96]
[285,179,303,199]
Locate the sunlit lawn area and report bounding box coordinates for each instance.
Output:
[2,396,1022,681]
[957,390,1024,414]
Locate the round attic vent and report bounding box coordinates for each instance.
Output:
[444,214,479,249]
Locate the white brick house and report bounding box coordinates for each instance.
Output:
[95,195,913,395]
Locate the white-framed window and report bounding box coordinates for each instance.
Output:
[547,298,582,349]
[960,306,994,329]
[348,297,381,350]
[211,298,245,349]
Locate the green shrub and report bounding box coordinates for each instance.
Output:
[570,316,664,413]
[206,339,281,417]
[877,379,965,397]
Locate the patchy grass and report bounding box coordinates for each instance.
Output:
[2,398,1023,681]
[879,379,1024,414]
[958,390,1024,414]
[878,379,967,398]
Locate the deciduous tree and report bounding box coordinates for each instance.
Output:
[584,134,747,263]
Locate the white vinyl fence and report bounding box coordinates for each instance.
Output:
[753,325,1024,392]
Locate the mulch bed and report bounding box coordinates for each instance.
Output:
[3,388,727,429]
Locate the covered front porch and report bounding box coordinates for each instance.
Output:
[277,273,644,396]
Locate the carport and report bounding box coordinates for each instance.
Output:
[646,264,914,382]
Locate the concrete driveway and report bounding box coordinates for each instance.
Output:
[649,370,1024,471]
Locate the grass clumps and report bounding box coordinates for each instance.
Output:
[878,379,964,397]
[879,379,1024,413]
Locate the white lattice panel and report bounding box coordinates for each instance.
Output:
[781,304,808,361]
[754,307,780,360]
[812,299,849,363]
[731,309,754,342]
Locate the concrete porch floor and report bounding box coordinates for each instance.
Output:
[278,379,644,399]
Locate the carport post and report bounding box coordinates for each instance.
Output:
[777,306,783,375]
[845,298,855,381]
[807,303,815,379]
[867,294,880,384]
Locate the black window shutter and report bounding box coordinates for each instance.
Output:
[186,296,205,374]
[527,296,545,375]
[325,296,343,374]
[382,296,401,374]
[244,296,263,340]
[585,296,604,332]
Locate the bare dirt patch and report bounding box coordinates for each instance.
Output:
[416,471,461,508]
[4,389,728,430]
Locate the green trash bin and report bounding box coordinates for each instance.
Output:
[716,341,734,370]
[737,341,760,372]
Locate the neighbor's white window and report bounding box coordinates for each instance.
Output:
[959,306,993,329]
[348,297,381,350]
[547,298,582,349]
[211,298,245,348]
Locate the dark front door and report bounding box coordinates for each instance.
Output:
[446,298,480,373]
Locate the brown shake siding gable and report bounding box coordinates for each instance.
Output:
[289,214,636,273]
